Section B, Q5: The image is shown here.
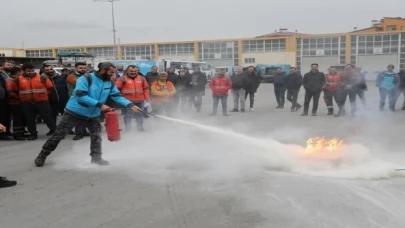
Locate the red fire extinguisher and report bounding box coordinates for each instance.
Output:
[105,110,121,142]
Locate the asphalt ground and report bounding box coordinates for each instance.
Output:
[1,83,405,228]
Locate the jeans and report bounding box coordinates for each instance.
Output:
[245,91,255,108]
[189,91,203,111]
[379,88,396,111]
[274,87,286,107]
[286,89,301,110]
[303,90,321,114]
[123,102,144,131]
[339,89,357,115]
[212,95,228,114]
[231,88,246,110]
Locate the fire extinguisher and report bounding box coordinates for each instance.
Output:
[105,110,121,142]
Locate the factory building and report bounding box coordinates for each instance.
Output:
[1,17,405,77]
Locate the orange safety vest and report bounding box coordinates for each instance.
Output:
[6,77,20,105]
[16,74,53,102]
[116,75,149,103]
[151,81,174,104]
[325,74,341,91]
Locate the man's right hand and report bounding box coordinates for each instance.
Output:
[100,105,112,112]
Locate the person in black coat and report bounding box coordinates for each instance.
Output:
[301,63,326,116]
[189,67,208,112]
[285,67,303,112]
[176,69,192,112]
[396,69,405,110]
[43,65,69,125]
[244,66,261,111]
[230,66,249,112]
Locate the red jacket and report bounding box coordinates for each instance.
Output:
[209,75,232,96]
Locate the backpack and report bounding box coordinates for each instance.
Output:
[14,74,48,87]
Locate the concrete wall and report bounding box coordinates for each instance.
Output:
[357,54,399,80]
[203,59,234,67]
[241,52,295,67]
[0,49,14,57]
[158,54,194,61]
[301,56,340,73]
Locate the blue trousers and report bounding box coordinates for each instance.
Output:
[379,88,396,111]
[123,102,144,131]
[212,95,228,114]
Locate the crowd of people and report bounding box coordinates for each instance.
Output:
[1,59,405,188]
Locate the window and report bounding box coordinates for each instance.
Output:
[386,25,396,31]
[158,43,194,56]
[301,36,341,56]
[122,45,154,60]
[87,47,117,59]
[244,58,255,64]
[199,42,238,61]
[356,34,400,55]
[26,49,53,58]
[242,39,286,53]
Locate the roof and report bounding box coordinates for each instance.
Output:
[256,30,307,38]
[349,26,383,33]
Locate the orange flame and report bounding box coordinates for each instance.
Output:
[306,137,344,154]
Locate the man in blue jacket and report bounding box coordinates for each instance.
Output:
[34,62,140,167]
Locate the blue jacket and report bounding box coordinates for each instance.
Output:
[65,72,133,118]
[376,71,399,90]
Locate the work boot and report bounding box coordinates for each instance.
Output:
[46,130,55,136]
[34,151,50,167]
[327,108,333,115]
[27,135,38,141]
[0,134,13,140]
[0,177,17,188]
[91,157,109,166]
[240,109,245,113]
[13,133,25,141]
[230,109,238,112]
[82,131,90,137]
[223,113,229,116]
[301,113,308,116]
[73,135,84,141]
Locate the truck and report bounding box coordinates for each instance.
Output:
[256,64,291,83]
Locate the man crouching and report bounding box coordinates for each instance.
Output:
[34,62,140,167]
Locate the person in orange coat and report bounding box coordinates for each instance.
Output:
[150,72,176,116]
[116,65,149,132]
[10,64,56,140]
[209,68,232,116]
[5,66,25,140]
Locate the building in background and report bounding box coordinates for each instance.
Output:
[1,17,405,76]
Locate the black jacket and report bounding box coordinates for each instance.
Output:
[176,75,192,93]
[230,72,248,90]
[167,72,179,86]
[244,72,261,92]
[48,74,69,103]
[273,73,287,88]
[145,72,158,85]
[398,70,405,89]
[303,71,326,92]
[190,71,208,94]
[0,76,6,101]
[285,72,303,90]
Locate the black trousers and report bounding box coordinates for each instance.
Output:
[303,90,321,114]
[50,101,67,125]
[21,101,56,136]
[286,89,301,109]
[323,90,340,114]
[41,112,102,158]
[9,104,24,136]
[245,91,255,108]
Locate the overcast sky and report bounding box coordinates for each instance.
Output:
[2,0,405,48]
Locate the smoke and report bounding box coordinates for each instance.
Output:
[52,114,405,181]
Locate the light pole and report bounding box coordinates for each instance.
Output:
[94,0,120,60]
